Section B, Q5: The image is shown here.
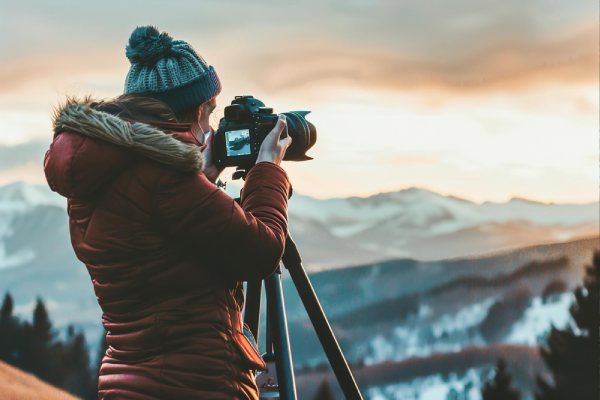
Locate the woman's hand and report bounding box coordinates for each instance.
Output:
[256,115,293,166]
[201,129,225,182]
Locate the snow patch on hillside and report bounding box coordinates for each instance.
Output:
[364,293,575,367]
[506,294,573,345]
[367,369,483,400]
[365,299,495,364]
[431,299,496,338]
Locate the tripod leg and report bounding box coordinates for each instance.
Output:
[265,270,297,400]
[282,236,363,399]
[244,280,262,342]
[266,291,273,354]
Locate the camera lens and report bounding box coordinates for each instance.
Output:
[282,111,316,161]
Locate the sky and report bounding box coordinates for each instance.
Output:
[0,0,598,203]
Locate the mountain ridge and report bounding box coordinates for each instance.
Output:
[2,180,597,207]
[1,180,597,269]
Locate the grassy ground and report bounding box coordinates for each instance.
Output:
[0,361,79,400]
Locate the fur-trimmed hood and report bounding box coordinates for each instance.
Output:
[45,98,203,199]
[52,98,203,171]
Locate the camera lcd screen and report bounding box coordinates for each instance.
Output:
[225,129,251,157]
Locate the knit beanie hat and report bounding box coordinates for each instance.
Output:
[124,26,222,117]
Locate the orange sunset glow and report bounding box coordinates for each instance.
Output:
[1,0,598,203]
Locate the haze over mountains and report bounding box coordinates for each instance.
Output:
[288,186,597,269]
[1,181,597,273]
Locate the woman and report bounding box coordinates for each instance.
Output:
[44,26,292,399]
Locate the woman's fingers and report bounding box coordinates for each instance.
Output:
[269,115,287,141]
[256,115,292,165]
[280,135,292,150]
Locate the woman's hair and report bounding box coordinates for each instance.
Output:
[95,94,200,124]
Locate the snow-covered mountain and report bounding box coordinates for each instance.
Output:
[288,187,598,269]
[1,181,596,273]
[0,182,101,345]
[0,181,597,399]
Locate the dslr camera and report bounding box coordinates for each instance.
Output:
[212,96,316,171]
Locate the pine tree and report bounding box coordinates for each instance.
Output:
[32,298,53,343]
[61,325,95,399]
[0,292,13,322]
[0,292,17,364]
[0,295,98,399]
[481,358,521,400]
[536,251,599,400]
[312,379,335,400]
[18,298,61,384]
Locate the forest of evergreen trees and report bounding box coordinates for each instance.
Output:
[0,294,102,399]
[0,251,597,399]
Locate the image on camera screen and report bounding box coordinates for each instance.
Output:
[225,129,252,157]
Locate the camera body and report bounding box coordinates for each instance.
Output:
[212,96,316,169]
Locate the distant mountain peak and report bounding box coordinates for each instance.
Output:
[507,197,546,205]
[352,187,442,203]
[399,186,436,194]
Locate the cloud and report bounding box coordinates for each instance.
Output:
[0,140,48,170]
[0,0,597,202]
[241,22,598,94]
[0,50,126,93]
[0,0,597,97]
[0,162,46,186]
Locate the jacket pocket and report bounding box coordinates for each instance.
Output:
[230,324,267,371]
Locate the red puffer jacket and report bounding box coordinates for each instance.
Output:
[44,99,291,399]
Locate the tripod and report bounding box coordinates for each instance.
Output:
[243,234,363,400]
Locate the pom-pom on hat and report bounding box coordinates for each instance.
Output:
[124,26,221,118]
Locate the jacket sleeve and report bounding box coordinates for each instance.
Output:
[155,162,291,281]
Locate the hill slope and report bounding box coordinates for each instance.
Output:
[0,361,79,400]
